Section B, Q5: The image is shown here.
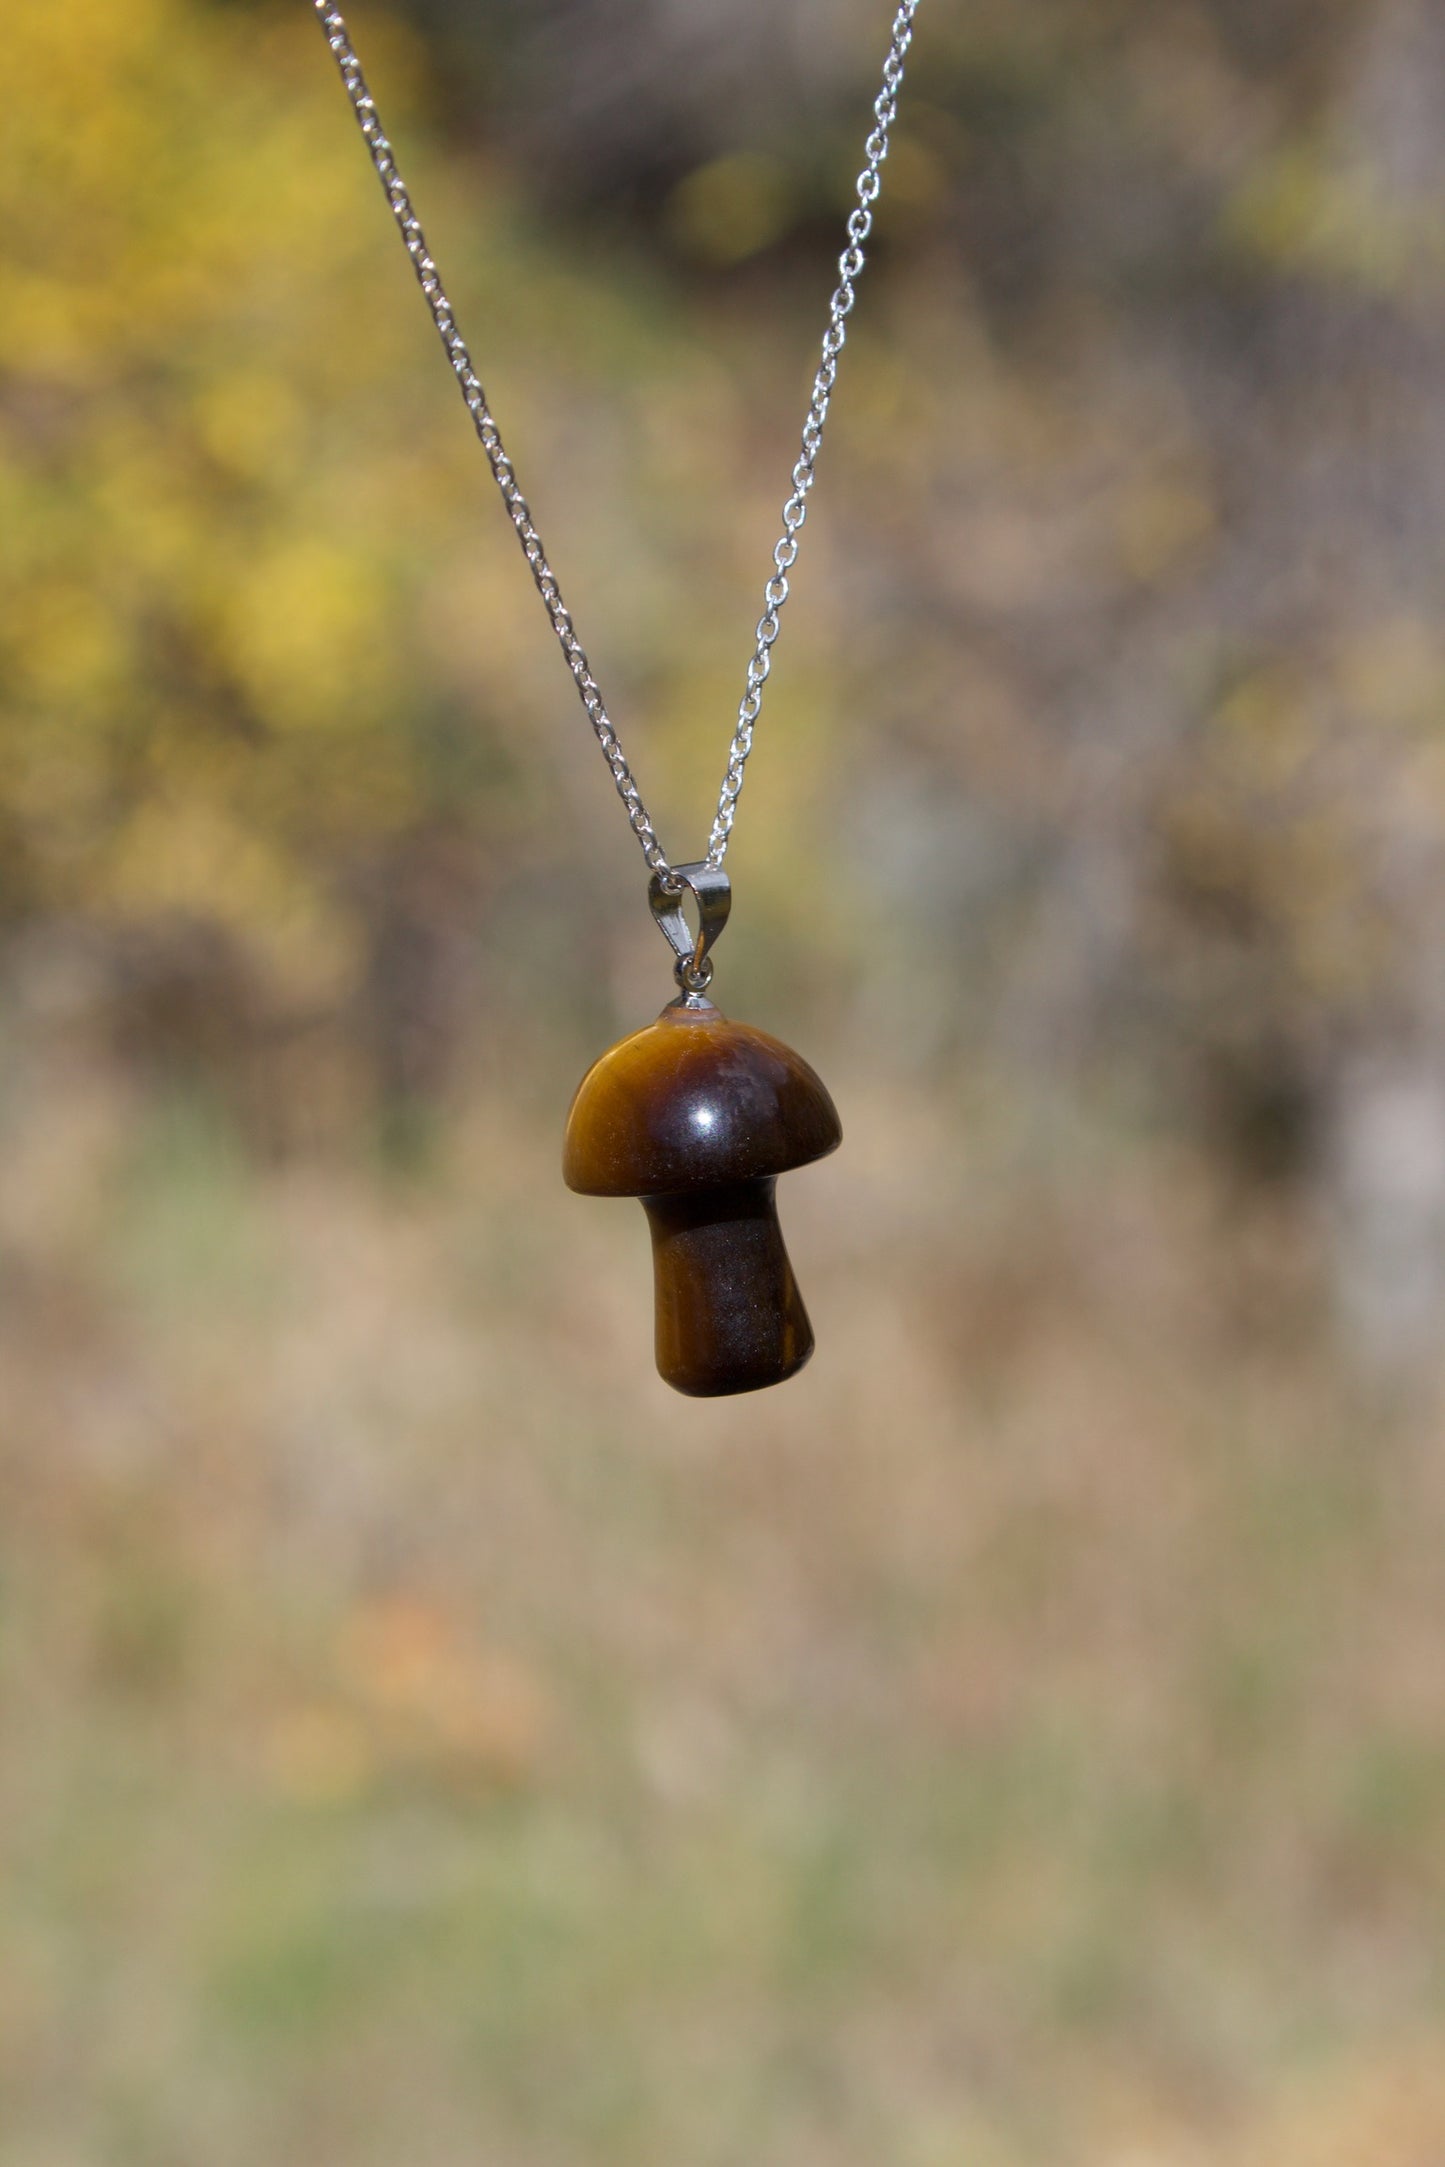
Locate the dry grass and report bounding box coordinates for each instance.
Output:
[3,1022,1444,2167]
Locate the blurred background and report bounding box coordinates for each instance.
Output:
[6,0,1445,2160]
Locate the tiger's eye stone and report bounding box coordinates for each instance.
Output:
[563,993,842,1397]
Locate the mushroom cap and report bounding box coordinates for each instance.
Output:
[563,995,842,1198]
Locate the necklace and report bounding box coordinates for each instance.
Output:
[314,0,922,1397]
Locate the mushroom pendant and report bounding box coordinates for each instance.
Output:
[562,866,841,1398]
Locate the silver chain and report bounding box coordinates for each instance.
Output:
[313,0,920,884]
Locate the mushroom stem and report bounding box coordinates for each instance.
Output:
[640,1176,814,1397]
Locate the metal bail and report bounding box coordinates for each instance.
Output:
[648,861,731,993]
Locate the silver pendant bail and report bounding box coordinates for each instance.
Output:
[649,861,731,993]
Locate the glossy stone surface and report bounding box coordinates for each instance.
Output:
[643,1177,812,1397]
[563,995,841,1397]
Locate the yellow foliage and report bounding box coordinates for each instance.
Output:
[666,152,795,265]
[0,0,485,980]
[1,0,857,995]
[1223,140,1445,293]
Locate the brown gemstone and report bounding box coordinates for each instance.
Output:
[563,993,842,1397]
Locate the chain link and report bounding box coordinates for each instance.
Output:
[313,0,920,882]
